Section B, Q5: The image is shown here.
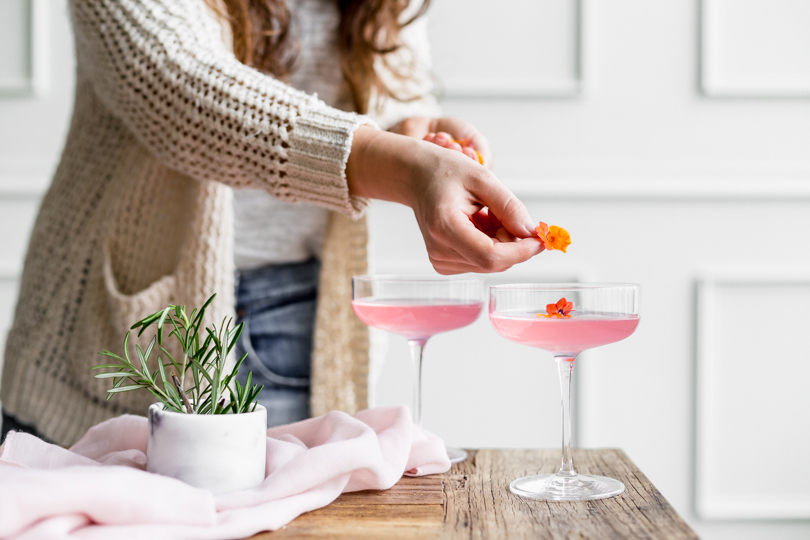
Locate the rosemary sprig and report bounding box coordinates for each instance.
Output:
[92,294,263,414]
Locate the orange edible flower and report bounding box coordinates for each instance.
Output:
[535,222,572,253]
[547,225,571,252]
[543,298,574,318]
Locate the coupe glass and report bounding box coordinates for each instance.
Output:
[489,283,641,500]
[352,275,484,463]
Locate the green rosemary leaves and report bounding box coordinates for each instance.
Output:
[93,294,263,414]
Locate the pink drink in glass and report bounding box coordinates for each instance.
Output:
[489,312,640,355]
[352,299,483,340]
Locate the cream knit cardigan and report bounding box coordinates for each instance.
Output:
[1,0,434,446]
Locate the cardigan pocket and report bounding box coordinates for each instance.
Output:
[102,240,179,340]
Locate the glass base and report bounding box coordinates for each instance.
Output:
[446,447,468,464]
[509,473,625,501]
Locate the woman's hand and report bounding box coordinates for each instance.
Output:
[388,117,493,168]
[423,131,481,165]
[347,127,542,274]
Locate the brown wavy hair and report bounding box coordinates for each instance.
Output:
[205,0,430,114]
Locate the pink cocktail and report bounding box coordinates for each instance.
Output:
[352,276,484,464]
[489,312,640,355]
[351,300,483,340]
[489,283,641,501]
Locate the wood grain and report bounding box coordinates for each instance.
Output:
[256,475,445,540]
[444,449,698,540]
[249,449,698,540]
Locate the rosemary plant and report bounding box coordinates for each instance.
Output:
[93,294,263,414]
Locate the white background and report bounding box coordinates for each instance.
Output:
[1,1,810,538]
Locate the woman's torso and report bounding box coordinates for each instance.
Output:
[234,0,354,270]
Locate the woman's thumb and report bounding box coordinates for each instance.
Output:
[475,176,536,238]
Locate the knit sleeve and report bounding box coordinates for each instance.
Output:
[70,0,375,217]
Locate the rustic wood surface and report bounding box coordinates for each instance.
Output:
[252,449,698,540]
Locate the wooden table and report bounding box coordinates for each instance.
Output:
[254,449,698,539]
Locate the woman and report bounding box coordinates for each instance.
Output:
[0,0,541,445]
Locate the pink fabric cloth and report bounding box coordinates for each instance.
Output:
[0,406,450,540]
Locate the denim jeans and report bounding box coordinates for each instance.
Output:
[234,259,319,427]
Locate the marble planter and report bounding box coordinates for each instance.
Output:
[147,403,267,495]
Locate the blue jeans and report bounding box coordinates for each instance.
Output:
[234,260,319,427]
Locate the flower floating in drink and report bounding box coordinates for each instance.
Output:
[352,276,484,463]
[489,283,640,501]
[543,297,574,318]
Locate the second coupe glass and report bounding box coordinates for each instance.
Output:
[489,283,641,500]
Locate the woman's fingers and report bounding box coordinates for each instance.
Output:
[428,248,483,274]
[439,211,543,272]
[462,135,491,168]
[426,220,535,273]
[435,118,493,168]
[469,172,536,239]
[431,261,483,275]
[470,208,502,237]
[403,140,543,274]
[470,210,496,236]
[434,132,452,146]
[495,227,516,243]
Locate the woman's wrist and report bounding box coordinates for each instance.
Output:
[347,126,427,207]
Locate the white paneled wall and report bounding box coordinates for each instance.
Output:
[0,0,73,391]
[1,1,810,539]
[696,275,810,519]
[701,0,810,96]
[0,196,40,356]
[0,0,49,96]
[429,0,583,97]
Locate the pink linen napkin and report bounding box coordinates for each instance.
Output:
[0,406,450,540]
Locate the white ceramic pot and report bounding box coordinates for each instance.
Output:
[147,403,267,495]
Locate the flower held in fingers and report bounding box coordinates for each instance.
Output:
[535,222,572,253]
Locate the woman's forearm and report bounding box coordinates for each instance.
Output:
[72,0,374,217]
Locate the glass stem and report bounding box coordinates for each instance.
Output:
[408,339,427,427]
[555,356,577,478]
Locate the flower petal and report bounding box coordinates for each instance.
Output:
[535,222,549,238]
[548,226,572,253]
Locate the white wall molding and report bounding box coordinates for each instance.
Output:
[433,0,585,99]
[5,157,810,202]
[0,182,48,198]
[0,263,21,282]
[0,158,51,198]
[695,270,810,519]
[0,0,49,97]
[508,177,810,201]
[496,161,810,200]
[700,0,810,98]
[441,77,581,99]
